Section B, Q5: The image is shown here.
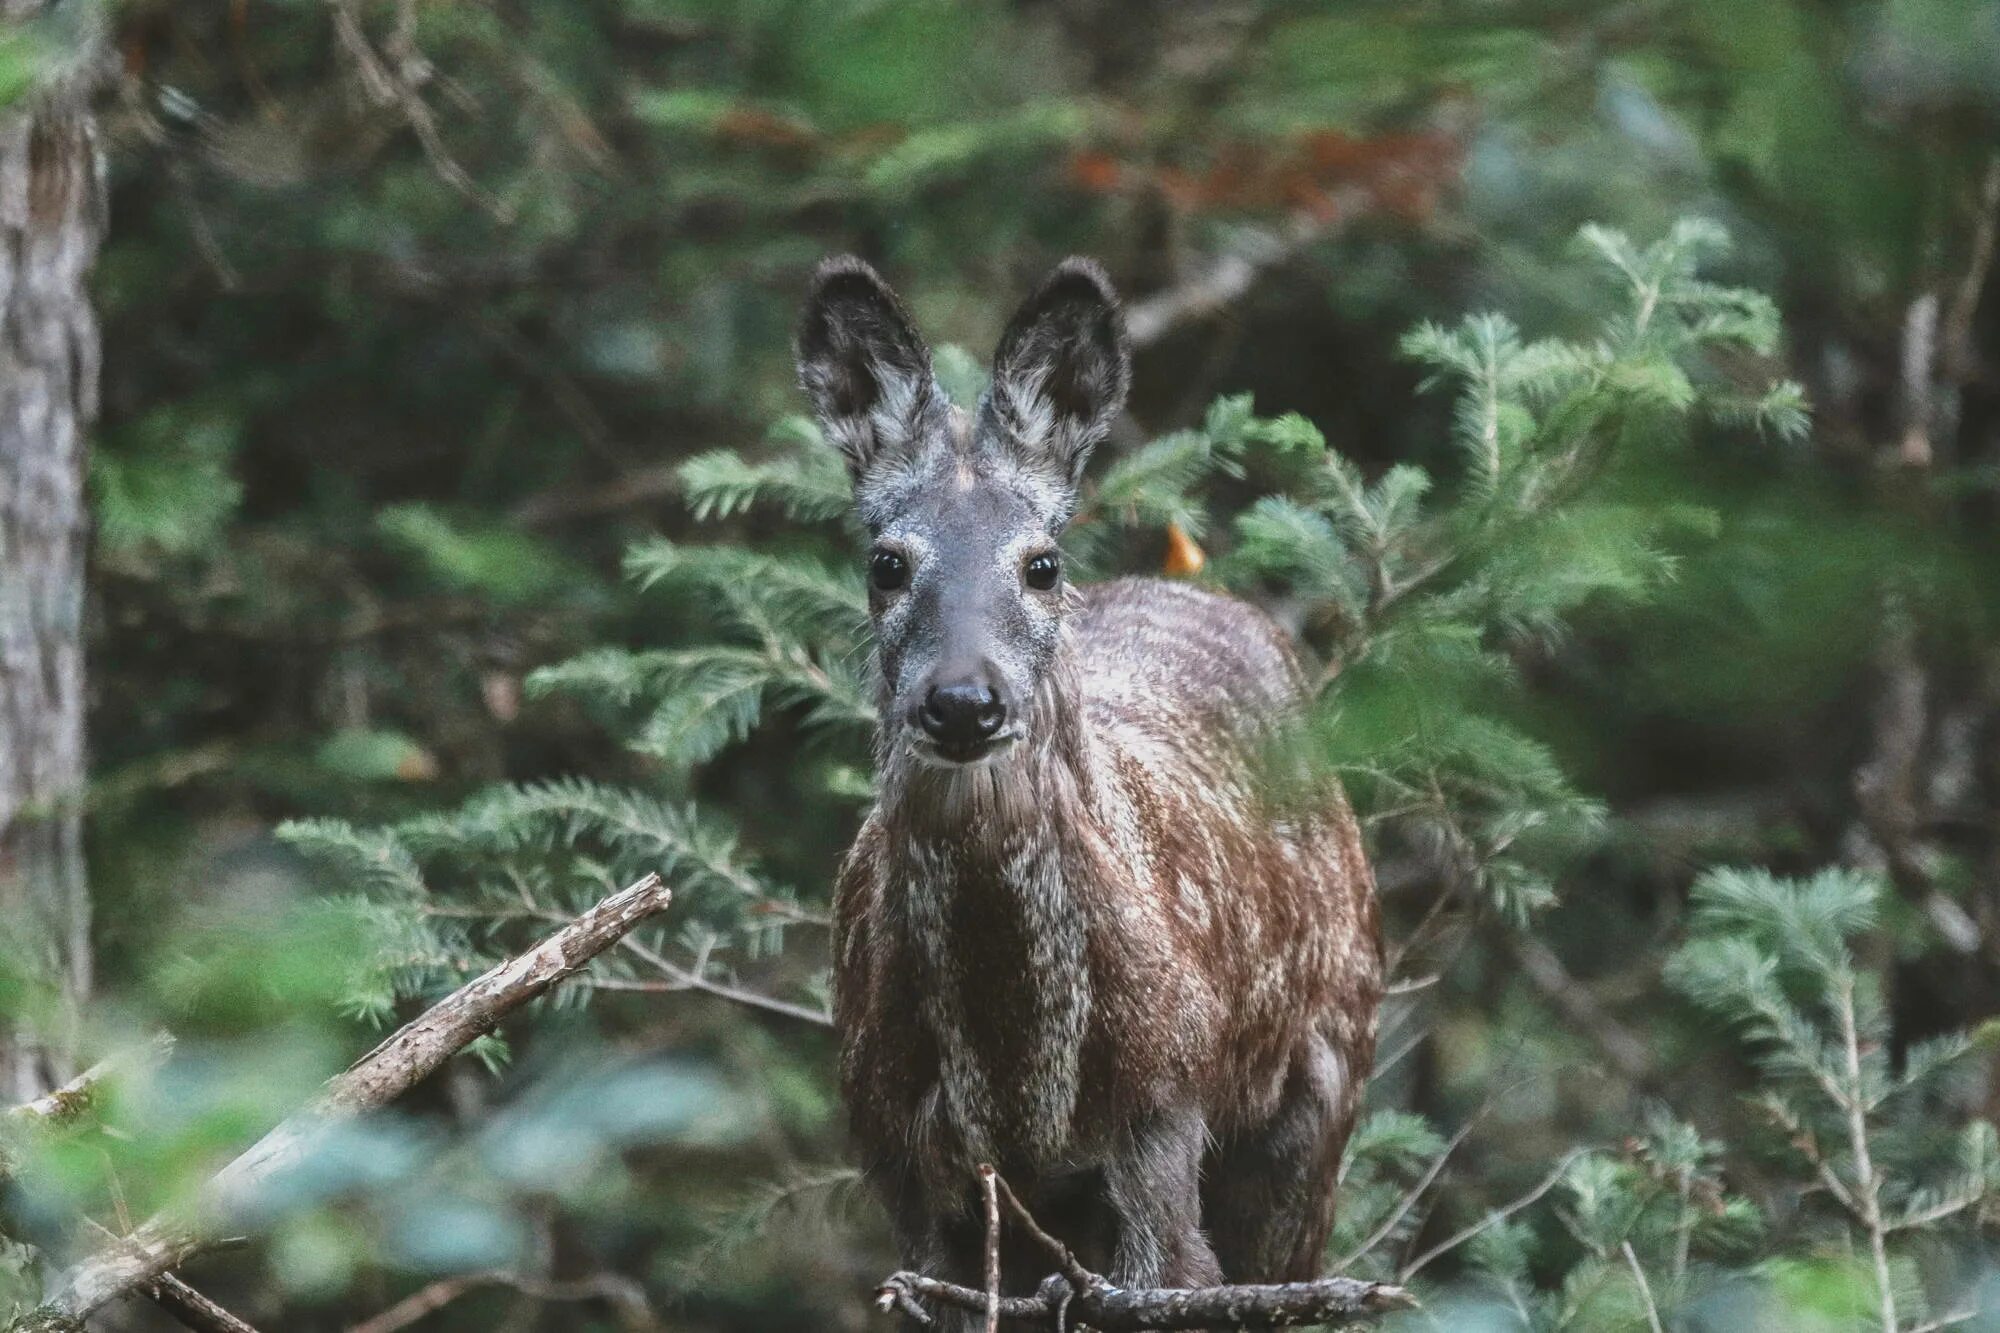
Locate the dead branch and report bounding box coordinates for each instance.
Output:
[980,1166,1002,1333]
[875,1271,1413,1330]
[1396,1146,1598,1283]
[874,1168,1413,1329]
[580,972,834,1027]
[12,872,671,1326]
[76,1217,265,1333]
[144,1274,267,1333]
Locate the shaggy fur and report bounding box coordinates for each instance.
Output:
[797,256,1383,1330]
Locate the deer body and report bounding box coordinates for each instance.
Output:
[796,257,1382,1326]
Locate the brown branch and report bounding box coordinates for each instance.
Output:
[1331,1115,1478,1272]
[1397,1147,1597,1283]
[16,872,671,1325]
[875,1271,1413,1330]
[1942,152,2000,385]
[875,1169,1413,1330]
[144,1274,266,1333]
[511,464,683,527]
[580,973,833,1027]
[604,934,834,1027]
[988,1172,1096,1296]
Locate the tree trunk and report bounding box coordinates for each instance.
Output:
[0,1,105,1102]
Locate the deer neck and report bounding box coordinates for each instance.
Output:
[873,646,1101,1164]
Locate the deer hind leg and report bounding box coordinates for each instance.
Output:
[879,1165,988,1333]
[1201,1031,1356,1283]
[1102,1107,1224,1291]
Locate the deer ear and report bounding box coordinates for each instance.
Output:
[984,257,1131,491]
[796,256,940,478]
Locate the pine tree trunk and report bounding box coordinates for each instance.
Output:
[0,2,105,1102]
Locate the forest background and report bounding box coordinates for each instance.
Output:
[4,2,2000,1330]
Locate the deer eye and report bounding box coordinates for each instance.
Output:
[1024,552,1062,591]
[869,549,909,593]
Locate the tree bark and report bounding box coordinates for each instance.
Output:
[0,0,106,1102]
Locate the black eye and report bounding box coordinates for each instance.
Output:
[1024,552,1062,591]
[869,549,908,593]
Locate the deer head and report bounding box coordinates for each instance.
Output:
[796,258,1130,767]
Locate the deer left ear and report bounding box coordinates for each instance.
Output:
[796,256,942,480]
[983,258,1130,493]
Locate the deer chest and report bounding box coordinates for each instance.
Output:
[890,836,1099,1171]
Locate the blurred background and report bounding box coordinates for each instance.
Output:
[3,1,2000,1329]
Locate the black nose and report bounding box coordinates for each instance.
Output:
[918,681,1006,747]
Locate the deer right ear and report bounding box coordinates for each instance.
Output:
[796,256,940,478]
[983,258,1130,497]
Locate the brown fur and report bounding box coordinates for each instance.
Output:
[797,255,1383,1329]
[836,579,1382,1321]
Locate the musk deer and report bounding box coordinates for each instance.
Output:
[797,255,1383,1328]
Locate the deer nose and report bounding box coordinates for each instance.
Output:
[917,681,1006,747]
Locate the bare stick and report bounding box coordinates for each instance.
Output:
[1619,1241,1664,1333]
[876,1169,1413,1330]
[1398,1147,1596,1283]
[875,1270,1413,1330]
[23,873,671,1323]
[1508,936,1651,1083]
[581,973,833,1027]
[979,1166,1001,1333]
[1332,1114,1477,1272]
[988,1172,1096,1296]
[145,1274,266,1333]
[1943,153,2000,384]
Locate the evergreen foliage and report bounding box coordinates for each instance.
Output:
[7,2,1999,1327]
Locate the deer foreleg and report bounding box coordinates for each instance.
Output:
[1102,1107,1222,1291]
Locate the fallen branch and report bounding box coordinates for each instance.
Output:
[874,1167,1413,1329]
[875,1271,1412,1330]
[12,872,672,1326]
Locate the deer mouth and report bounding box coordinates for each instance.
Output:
[909,730,1020,767]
